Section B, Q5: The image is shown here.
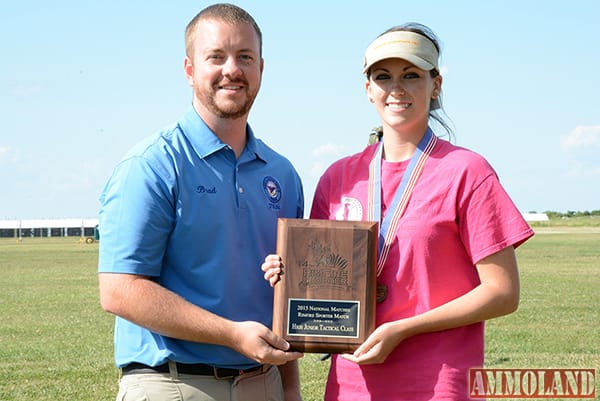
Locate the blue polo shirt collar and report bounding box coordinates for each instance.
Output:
[179,107,266,163]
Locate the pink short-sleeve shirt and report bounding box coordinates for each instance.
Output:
[311,138,534,401]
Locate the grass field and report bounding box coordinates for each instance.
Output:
[0,230,598,401]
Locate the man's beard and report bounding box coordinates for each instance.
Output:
[197,82,258,119]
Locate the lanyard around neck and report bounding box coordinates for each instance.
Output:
[367,128,437,276]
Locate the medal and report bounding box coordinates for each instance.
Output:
[376,283,388,303]
[368,128,437,302]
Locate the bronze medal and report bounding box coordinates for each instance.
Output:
[376,283,387,303]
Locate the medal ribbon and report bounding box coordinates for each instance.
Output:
[367,128,437,276]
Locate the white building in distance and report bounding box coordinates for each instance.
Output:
[522,213,549,222]
[0,218,99,239]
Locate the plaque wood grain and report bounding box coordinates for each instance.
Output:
[273,218,378,353]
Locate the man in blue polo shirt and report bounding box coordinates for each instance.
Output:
[98,4,304,401]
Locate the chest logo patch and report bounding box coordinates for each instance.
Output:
[263,176,282,203]
[335,197,363,221]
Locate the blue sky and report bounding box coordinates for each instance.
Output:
[1,0,599,219]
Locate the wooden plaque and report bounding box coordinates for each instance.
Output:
[273,218,378,353]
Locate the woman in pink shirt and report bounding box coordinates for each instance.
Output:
[264,23,534,400]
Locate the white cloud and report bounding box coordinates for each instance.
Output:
[561,125,600,150]
[10,82,46,99]
[560,125,600,178]
[309,143,347,179]
[311,143,345,157]
[0,146,14,162]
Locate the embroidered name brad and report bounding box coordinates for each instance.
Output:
[196,185,217,194]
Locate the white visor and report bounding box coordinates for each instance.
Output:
[363,30,439,74]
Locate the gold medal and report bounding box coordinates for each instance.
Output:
[376,283,387,303]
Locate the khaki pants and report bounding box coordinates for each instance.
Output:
[116,363,283,401]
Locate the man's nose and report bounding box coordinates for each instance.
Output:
[222,56,243,77]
